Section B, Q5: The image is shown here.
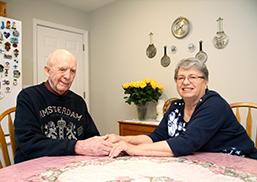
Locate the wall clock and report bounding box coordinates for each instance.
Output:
[171,17,190,39]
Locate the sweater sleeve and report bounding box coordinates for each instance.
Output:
[83,102,100,137]
[14,90,77,163]
[167,96,229,156]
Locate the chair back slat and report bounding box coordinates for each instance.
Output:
[0,107,16,168]
[230,102,257,148]
[246,108,252,138]
[0,125,11,167]
[255,127,257,148]
[235,108,241,122]
[8,113,16,156]
[162,98,179,114]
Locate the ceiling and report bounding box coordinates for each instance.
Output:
[49,0,118,13]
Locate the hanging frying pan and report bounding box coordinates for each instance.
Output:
[146,32,157,58]
[161,46,170,67]
[195,40,208,63]
[213,17,229,49]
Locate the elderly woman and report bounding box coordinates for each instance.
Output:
[108,57,257,159]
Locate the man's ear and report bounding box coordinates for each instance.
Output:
[44,66,50,77]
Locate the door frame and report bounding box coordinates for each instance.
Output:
[32,19,90,105]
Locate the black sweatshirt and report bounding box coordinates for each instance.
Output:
[14,83,100,163]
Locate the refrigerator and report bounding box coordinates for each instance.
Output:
[0,16,22,132]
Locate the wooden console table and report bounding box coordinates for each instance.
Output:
[118,120,159,136]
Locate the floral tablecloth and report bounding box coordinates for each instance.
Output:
[0,153,256,182]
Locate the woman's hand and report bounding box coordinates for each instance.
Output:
[105,134,122,144]
[109,140,135,158]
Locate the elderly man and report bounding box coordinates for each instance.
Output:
[14,49,112,163]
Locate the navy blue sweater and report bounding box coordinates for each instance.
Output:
[14,83,100,163]
[149,90,257,159]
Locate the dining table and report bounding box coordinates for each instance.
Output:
[0,152,256,182]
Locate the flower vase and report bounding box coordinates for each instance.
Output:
[156,99,165,121]
[137,104,147,120]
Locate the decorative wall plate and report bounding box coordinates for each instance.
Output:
[188,43,195,52]
[171,45,176,54]
[171,17,190,39]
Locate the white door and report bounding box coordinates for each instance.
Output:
[33,20,89,104]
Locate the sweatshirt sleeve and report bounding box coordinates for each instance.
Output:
[14,90,76,163]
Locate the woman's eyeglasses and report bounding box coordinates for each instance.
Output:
[176,74,205,84]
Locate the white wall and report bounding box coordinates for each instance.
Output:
[89,0,257,134]
[3,0,257,135]
[4,0,89,86]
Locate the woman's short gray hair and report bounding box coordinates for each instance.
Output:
[174,57,209,81]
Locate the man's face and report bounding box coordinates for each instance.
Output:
[45,55,77,95]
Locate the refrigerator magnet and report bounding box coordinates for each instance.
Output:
[5,42,11,51]
[6,21,11,29]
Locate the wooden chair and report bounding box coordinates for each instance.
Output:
[230,102,257,147]
[162,97,179,114]
[0,107,16,168]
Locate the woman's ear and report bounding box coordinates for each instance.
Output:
[204,80,208,89]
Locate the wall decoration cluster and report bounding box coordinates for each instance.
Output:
[146,17,229,67]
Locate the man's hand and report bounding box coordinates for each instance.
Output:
[75,136,113,156]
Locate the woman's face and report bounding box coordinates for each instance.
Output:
[176,67,208,101]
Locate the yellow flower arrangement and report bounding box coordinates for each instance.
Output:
[122,79,164,106]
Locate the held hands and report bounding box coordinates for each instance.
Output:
[75,135,113,156]
[75,134,135,157]
[109,140,135,158]
[105,133,122,143]
[105,134,134,158]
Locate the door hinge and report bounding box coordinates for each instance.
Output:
[83,44,85,51]
[83,91,86,99]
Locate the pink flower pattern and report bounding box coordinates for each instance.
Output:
[28,156,257,182]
